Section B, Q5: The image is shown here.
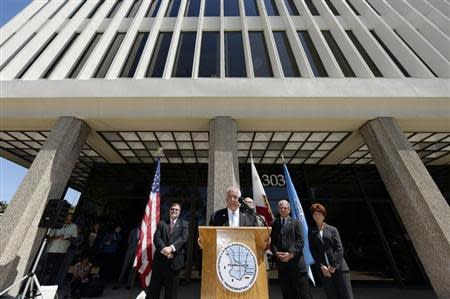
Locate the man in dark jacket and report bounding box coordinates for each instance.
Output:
[146,202,188,299]
[270,200,312,299]
[209,186,258,227]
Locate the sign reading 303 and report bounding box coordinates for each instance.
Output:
[261,174,286,187]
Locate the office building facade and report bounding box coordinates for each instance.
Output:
[1,0,449,297]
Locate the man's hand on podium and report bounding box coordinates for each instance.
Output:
[197,237,203,250]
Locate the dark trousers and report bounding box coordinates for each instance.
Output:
[278,268,312,299]
[42,253,66,286]
[70,278,88,299]
[320,270,354,299]
[146,266,179,299]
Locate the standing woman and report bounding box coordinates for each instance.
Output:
[309,203,354,299]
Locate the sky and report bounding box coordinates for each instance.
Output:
[1,0,80,206]
[0,0,32,27]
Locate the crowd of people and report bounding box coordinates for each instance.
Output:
[41,185,353,299]
[40,214,137,298]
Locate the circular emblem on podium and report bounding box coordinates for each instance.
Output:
[216,242,258,293]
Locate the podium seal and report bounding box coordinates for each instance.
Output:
[216,242,258,293]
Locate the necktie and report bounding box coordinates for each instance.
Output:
[231,212,237,227]
[169,220,175,235]
[282,219,286,227]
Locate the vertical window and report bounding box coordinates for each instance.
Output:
[94,32,126,78]
[393,30,437,77]
[345,0,360,16]
[224,0,240,16]
[305,0,320,16]
[87,0,104,19]
[225,32,246,77]
[322,30,355,77]
[16,33,58,79]
[146,32,173,77]
[49,0,68,19]
[166,0,182,17]
[126,0,142,18]
[199,32,220,77]
[284,0,299,16]
[172,32,197,77]
[365,0,380,15]
[68,32,103,78]
[185,0,200,17]
[264,0,279,16]
[43,33,80,78]
[244,0,259,16]
[205,0,220,16]
[273,31,300,77]
[107,0,123,18]
[249,31,273,77]
[325,0,339,15]
[297,31,328,77]
[120,32,149,78]
[146,0,162,17]
[68,0,87,19]
[0,33,36,71]
[345,30,382,77]
[370,30,410,77]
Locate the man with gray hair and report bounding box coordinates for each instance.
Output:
[209,186,258,227]
[270,200,312,299]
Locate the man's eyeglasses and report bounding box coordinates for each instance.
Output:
[170,208,180,211]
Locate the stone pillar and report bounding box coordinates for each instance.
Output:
[0,117,90,294]
[360,117,450,299]
[207,116,239,220]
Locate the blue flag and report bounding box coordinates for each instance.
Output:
[283,164,316,285]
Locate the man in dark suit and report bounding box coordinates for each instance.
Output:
[270,200,312,299]
[209,186,259,227]
[147,202,188,299]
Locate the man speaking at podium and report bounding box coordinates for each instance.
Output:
[209,186,259,227]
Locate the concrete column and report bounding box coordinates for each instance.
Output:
[360,117,450,299]
[0,117,90,294]
[207,116,239,220]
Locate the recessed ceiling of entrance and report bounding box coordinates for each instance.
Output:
[237,131,350,164]
[0,131,106,190]
[340,132,450,165]
[99,131,210,164]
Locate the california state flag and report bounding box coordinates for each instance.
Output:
[251,155,274,225]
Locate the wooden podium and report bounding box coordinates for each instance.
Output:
[198,226,271,299]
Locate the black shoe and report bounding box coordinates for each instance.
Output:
[126,285,131,290]
[112,285,121,290]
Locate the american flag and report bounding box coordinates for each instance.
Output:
[134,159,161,288]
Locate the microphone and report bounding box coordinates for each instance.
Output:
[238,197,269,228]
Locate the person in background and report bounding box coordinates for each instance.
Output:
[147,202,188,299]
[309,203,354,299]
[43,213,78,286]
[58,224,85,286]
[270,200,312,299]
[99,224,122,281]
[70,254,92,299]
[114,226,139,290]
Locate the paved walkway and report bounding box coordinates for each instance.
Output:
[81,280,437,299]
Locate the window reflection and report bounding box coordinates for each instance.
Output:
[146,32,173,77]
[297,30,328,77]
[225,32,247,77]
[199,32,220,77]
[249,31,273,77]
[273,31,300,77]
[172,32,197,77]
